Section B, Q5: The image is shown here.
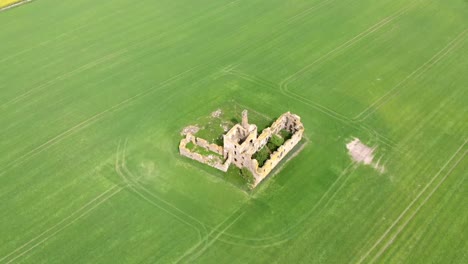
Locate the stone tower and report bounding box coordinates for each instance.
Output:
[242,110,249,130]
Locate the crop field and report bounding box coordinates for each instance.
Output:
[0,1,22,9]
[0,0,467,263]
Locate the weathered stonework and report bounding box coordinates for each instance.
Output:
[179,110,304,187]
[179,134,230,172]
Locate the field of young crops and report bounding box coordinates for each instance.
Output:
[0,0,466,263]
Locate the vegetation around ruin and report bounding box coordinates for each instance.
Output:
[182,106,301,190]
[252,134,285,167]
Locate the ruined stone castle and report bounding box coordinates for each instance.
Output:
[179,110,304,187]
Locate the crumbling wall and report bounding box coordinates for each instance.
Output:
[254,128,272,151]
[239,130,257,153]
[194,137,224,155]
[179,134,230,172]
[270,115,286,134]
[247,113,305,186]
[284,113,302,133]
[211,156,231,171]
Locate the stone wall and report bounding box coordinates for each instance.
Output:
[194,137,224,155]
[270,115,286,134]
[254,128,272,151]
[247,113,305,186]
[179,134,230,172]
[249,133,302,185]
[239,131,257,153]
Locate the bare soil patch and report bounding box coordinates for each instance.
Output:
[180,125,200,136]
[346,138,385,173]
[211,109,222,118]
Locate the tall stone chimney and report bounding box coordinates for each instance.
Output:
[242,110,249,130]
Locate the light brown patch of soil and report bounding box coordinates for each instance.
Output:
[346,138,385,173]
[346,138,375,164]
[211,109,222,118]
[181,125,200,136]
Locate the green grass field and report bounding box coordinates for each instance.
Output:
[0,0,467,263]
